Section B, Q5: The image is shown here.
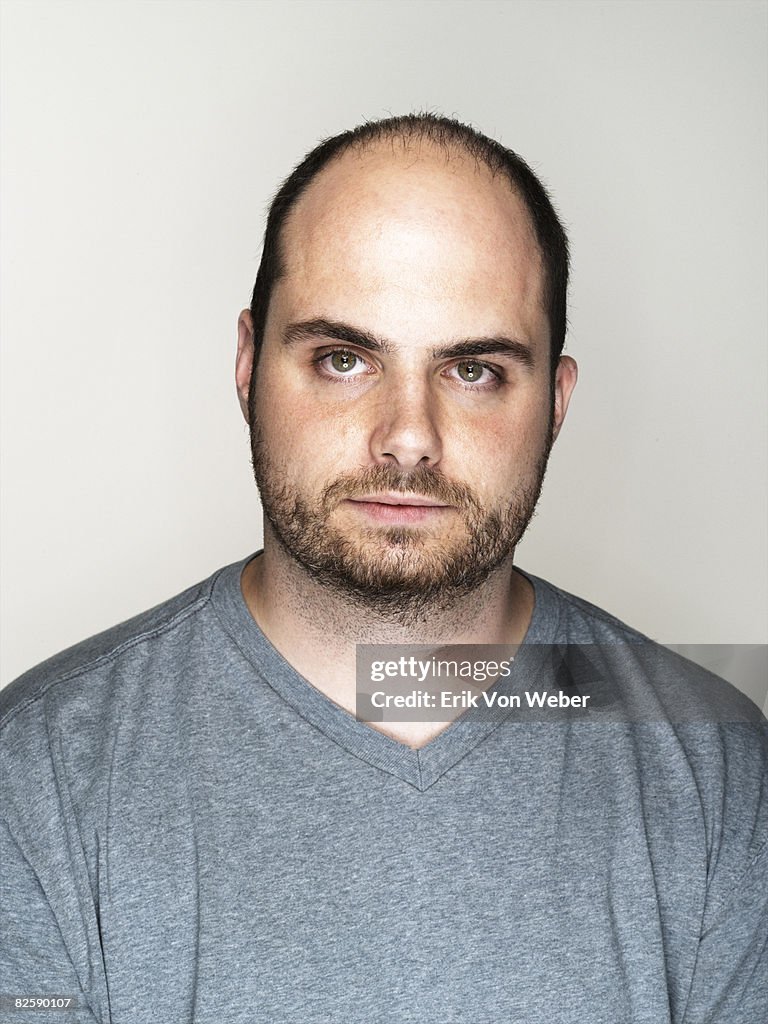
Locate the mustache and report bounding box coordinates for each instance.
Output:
[321,465,482,511]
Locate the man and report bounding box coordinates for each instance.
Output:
[1,114,765,1023]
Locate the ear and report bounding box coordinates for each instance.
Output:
[235,310,255,423]
[551,355,578,442]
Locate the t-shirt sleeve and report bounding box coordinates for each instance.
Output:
[682,840,768,1023]
[0,822,102,1023]
[0,683,110,1024]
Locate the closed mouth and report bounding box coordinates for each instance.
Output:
[349,493,451,508]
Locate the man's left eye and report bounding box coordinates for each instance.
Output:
[450,360,498,386]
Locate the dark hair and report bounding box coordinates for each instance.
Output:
[248,113,569,395]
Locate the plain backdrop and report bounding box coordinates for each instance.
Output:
[1,0,766,705]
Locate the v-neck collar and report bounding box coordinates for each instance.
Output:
[211,554,562,791]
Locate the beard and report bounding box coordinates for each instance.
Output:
[249,412,554,618]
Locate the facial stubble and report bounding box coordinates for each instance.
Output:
[248,399,555,620]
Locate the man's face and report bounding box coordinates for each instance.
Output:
[237,143,576,613]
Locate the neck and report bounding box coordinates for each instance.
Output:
[240,530,535,747]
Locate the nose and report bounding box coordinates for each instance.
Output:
[368,377,443,470]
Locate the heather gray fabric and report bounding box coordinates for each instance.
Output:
[1,555,766,1024]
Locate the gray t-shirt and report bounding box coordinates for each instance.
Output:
[1,556,766,1023]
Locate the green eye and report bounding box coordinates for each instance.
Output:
[330,350,357,373]
[456,360,484,383]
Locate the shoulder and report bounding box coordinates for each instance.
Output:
[528,571,765,723]
[0,558,251,874]
[0,562,236,742]
[527,572,649,643]
[529,572,768,899]
[527,571,766,837]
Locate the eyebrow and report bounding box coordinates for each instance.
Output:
[282,318,535,369]
[432,338,534,368]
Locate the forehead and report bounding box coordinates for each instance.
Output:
[275,141,547,343]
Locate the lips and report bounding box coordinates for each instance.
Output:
[343,494,454,525]
[350,493,450,508]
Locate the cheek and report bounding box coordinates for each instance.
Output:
[253,382,368,486]
[444,397,550,491]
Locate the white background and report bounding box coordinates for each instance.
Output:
[1,0,766,699]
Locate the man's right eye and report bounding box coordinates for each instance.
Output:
[331,351,358,373]
[315,349,372,379]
